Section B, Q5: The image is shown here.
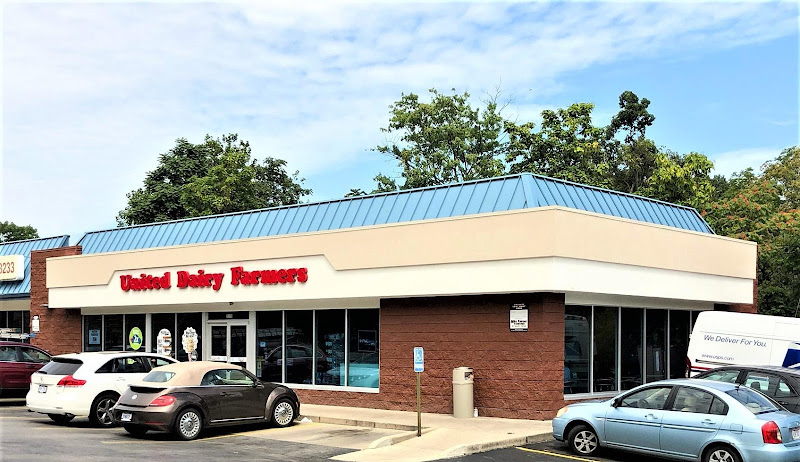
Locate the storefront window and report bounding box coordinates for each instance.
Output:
[593,307,618,392]
[285,310,313,384]
[151,313,176,358]
[646,309,667,383]
[9,311,23,333]
[348,309,379,388]
[621,308,643,390]
[564,306,591,394]
[176,312,202,362]
[84,315,102,352]
[124,314,146,351]
[669,310,690,379]
[257,311,282,382]
[316,310,345,386]
[104,315,124,351]
[23,311,30,334]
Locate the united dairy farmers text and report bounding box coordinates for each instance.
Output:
[120,266,309,292]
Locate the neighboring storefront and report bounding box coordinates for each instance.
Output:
[0,236,70,341]
[33,174,757,419]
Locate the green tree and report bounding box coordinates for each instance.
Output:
[0,221,39,242]
[703,179,784,242]
[374,88,507,190]
[636,151,715,211]
[762,146,800,210]
[506,103,613,188]
[758,231,800,317]
[118,134,310,225]
[606,91,656,144]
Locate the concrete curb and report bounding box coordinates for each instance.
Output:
[368,428,436,449]
[301,414,421,432]
[443,432,553,458]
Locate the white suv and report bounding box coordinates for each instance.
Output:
[27,351,177,427]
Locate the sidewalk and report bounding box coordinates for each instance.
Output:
[300,404,553,462]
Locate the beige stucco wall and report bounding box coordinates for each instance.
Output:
[46,207,757,309]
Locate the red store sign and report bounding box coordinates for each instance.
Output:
[120,266,308,292]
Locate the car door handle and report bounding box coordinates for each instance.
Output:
[645,414,659,420]
[702,419,717,425]
[116,378,127,381]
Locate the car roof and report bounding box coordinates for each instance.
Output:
[52,351,173,366]
[146,361,244,386]
[0,341,34,346]
[638,378,740,392]
[714,365,800,376]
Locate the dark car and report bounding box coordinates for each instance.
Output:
[112,361,300,440]
[695,365,800,412]
[0,341,51,396]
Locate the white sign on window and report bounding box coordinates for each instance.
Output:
[0,255,24,282]
[89,329,101,345]
[510,303,529,332]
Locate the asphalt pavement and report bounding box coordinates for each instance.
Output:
[0,400,403,462]
[450,439,673,462]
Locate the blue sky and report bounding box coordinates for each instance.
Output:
[1,1,798,243]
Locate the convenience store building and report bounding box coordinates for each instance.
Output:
[26,174,757,419]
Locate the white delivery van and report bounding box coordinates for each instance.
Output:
[687,311,800,376]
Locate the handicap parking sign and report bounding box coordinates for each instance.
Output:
[414,347,424,372]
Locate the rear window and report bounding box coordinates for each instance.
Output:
[37,358,82,376]
[726,387,781,414]
[143,371,176,383]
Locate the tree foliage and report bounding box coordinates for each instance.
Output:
[118,134,310,226]
[637,151,715,211]
[703,146,800,316]
[0,221,39,243]
[373,88,506,191]
[506,103,613,188]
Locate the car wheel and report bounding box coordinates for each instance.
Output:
[123,424,149,437]
[271,398,295,428]
[567,424,599,456]
[48,414,74,424]
[174,408,203,441]
[704,445,742,462]
[89,393,119,428]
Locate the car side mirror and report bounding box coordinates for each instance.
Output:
[612,397,622,408]
[255,380,264,388]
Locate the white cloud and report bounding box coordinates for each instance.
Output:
[710,147,784,178]
[1,1,796,241]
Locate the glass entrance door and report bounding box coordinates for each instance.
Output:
[208,323,248,369]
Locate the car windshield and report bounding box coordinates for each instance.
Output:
[726,387,780,414]
[142,371,176,383]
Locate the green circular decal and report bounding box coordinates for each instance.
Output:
[129,327,143,351]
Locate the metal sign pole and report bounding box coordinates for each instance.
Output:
[416,371,421,437]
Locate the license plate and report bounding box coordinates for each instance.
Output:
[792,427,800,440]
[38,385,47,394]
[121,412,132,422]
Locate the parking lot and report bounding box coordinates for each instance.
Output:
[0,400,405,462]
[453,440,671,462]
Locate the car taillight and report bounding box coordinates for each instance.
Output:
[762,421,783,444]
[685,357,691,378]
[56,375,86,387]
[149,395,176,407]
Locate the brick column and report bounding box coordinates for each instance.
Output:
[29,246,83,355]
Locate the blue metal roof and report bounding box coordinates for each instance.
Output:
[78,173,713,255]
[0,235,70,299]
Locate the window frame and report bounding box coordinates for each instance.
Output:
[668,386,728,415]
[565,306,705,398]
[617,385,674,410]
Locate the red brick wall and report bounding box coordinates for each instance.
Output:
[29,246,83,355]
[296,293,566,420]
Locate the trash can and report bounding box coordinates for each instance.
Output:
[452,367,474,418]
